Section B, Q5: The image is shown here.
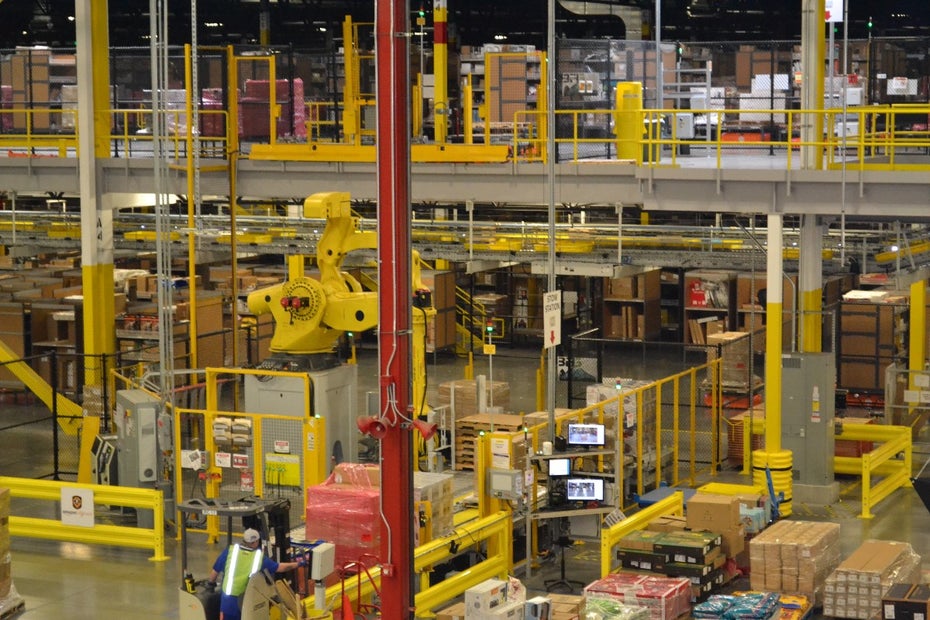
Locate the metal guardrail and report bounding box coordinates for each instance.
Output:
[736,417,913,518]
[599,491,684,578]
[301,509,512,618]
[0,475,167,561]
[2,103,928,170]
[833,423,912,519]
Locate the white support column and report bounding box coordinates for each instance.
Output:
[801,0,826,170]
[76,0,115,389]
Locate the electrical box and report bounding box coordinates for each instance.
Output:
[781,353,836,486]
[114,389,161,485]
[244,363,357,484]
[676,113,695,139]
[487,468,523,500]
[310,542,336,581]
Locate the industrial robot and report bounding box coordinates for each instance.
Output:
[242,191,436,477]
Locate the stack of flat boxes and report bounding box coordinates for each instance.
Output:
[749,520,841,606]
[438,379,511,420]
[413,472,455,541]
[686,493,746,563]
[823,540,922,619]
[616,529,725,600]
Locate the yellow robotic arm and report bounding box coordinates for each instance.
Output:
[247,192,379,357]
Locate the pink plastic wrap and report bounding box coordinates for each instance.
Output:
[306,463,380,568]
[584,574,693,620]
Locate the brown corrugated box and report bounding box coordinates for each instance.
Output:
[686,493,741,531]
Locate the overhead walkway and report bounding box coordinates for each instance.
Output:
[0,104,926,218]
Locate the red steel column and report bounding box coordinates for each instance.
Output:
[376,0,414,616]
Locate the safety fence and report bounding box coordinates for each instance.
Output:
[734,415,913,519]
[0,475,167,561]
[833,423,912,519]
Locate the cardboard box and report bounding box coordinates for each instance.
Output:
[686,493,741,531]
[525,596,551,620]
[466,579,509,614]
[548,593,584,619]
[647,515,687,533]
[435,601,466,620]
[478,600,524,619]
[653,530,721,565]
[882,584,930,620]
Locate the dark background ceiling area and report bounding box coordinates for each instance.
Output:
[3,0,929,50]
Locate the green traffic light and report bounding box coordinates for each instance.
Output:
[419,8,425,17]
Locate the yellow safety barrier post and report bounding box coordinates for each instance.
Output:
[599,491,684,578]
[0,475,167,561]
[832,424,912,519]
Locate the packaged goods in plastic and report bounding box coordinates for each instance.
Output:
[584,574,692,620]
[822,540,922,619]
[583,597,652,620]
[305,463,380,568]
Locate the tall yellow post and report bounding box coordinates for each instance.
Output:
[910,280,927,381]
[342,17,359,145]
[432,0,449,143]
[614,82,644,163]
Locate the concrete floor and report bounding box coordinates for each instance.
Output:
[3,344,930,619]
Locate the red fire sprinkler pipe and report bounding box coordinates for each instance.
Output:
[375,0,414,616]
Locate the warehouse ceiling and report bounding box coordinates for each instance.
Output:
[4,0,929,50]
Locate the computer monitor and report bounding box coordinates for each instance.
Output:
[566,423,605,447]
[548,457,571,477]
[565,478,604,502]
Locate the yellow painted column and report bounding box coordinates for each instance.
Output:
[799,215,823,352]
[76,0,115,396]
[342,17,359,145]
[910,280,926,378]
[752,213,793,516]
[432,0,449,143]
[614,82,644,162]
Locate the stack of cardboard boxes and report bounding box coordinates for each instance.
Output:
[685,493,746,561]
[435,589,584,620]
[616,529,726,600]
[438,379,511,420]
[882,585,930,620]
[823,540,922,619]
[749,520,842,605]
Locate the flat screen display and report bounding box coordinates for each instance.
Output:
[548,457,571,477]
[565,478,604,502]
[566,423,605,447]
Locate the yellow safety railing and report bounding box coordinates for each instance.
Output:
[0,475,167,561]
[734,416,913,518]
[518,358,722,508]
[833,423,912,519]
[0,107,78,156]
[509,104,930,170]
[599,491,684,578]
[299,509,512,618]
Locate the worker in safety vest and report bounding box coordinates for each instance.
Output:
[207,528,302,620]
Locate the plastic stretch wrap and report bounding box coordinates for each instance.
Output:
[306,463,380,568]
[822,539,923,619]
[585,574,692,620]
[583,598,652,620]
[0,582,22,616]
[0,551,10,599]
[693,592,781,620]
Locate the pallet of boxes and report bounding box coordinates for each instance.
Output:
[0,487,24,617]
[749,520,842,607]
[823,539,922,619]
[435,577,586,620]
